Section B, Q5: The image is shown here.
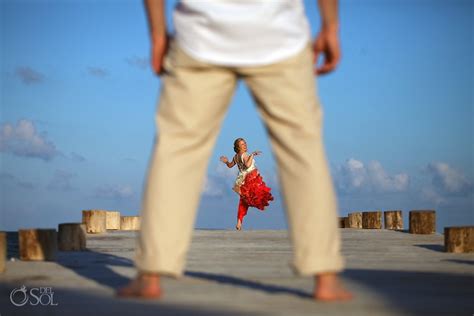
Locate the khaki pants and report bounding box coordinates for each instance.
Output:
[134,40,344,277]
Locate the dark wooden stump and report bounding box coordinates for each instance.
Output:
[58,223,87,251]
[384,210,403,230]
[0,232,5,273]
[19,229,57,261]
[338,217,349,228]
[444,226,473,253]
[82,210,107,234]
[348,212,362,228]
[409,210,436,234]
[338,217,345,228]
[362,211,382,229]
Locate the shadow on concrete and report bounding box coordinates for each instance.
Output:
[442,259,474,265]
[413,244,445,252]
[56,249,134,288]
[0,283,258,316]
[344,269,474,315]
[58,250,313,300]
[185,270,312,299]
[392,229,409,234]
[393,229,410,234]
[14,244,313,301]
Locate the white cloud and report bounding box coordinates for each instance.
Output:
[215,161,237,180]
[0,119,58,161]
[425,162,473,196]
[421,187,446,206]
[367,161,410,192]
[202,175,224,197]
[336,158,367,192]
[94,184,134,200]
[200,162,238,197]
[334,158,409,194]
[421,162,473,205]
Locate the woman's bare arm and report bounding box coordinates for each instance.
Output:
[220,156,236,168]
[243,151,261,168]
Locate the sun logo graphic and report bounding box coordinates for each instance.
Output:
[9,285,59,306]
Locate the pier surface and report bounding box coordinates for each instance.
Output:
[1,229,473,315]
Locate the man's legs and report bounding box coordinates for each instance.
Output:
[241,44,351,300]
[117,42,238,297]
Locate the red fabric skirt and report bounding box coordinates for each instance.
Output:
[239,169,274,210]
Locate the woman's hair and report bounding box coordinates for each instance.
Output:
[233,138,245,153]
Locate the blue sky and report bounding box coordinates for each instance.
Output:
[1,0,472,232]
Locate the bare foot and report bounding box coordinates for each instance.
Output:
[236,219,242,230]
[313,273,353,301]
[116,272,162,299]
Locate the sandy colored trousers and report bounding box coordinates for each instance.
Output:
[134,40,344,277]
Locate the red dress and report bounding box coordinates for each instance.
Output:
[234,153,274,222]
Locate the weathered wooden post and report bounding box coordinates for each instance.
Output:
[348,212,362,228]
[338,217,345,228]
[106,211,121,230]
[384,210,403,230]
[409,210,436,234]
[444,226,473,253]
[82,210,107,233]
[338,217,348,228]
[120,216,140,231]
[362,211,382,229]
[0,232,6,273]
[58,223,87,251]
[19,229,57,261]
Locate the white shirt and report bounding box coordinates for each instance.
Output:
[234,153,256,187]
[173,0,311,66]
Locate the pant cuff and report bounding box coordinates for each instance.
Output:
[134,254,184,279]
[289,255,345,276]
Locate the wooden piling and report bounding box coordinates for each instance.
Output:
[58,223,87,251]
[19,229,57,261]
[409,210,436,234]
[338,217,344,228]
[444,226,473,253]
[338,217,349,228]
[82,210,107,234]
[384,210,403,230]
[348,212,363,228]
[362,211,382,229]
[120,216,140,231]
[106,211,121,230]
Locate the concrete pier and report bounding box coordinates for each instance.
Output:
[1,229,473,315]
